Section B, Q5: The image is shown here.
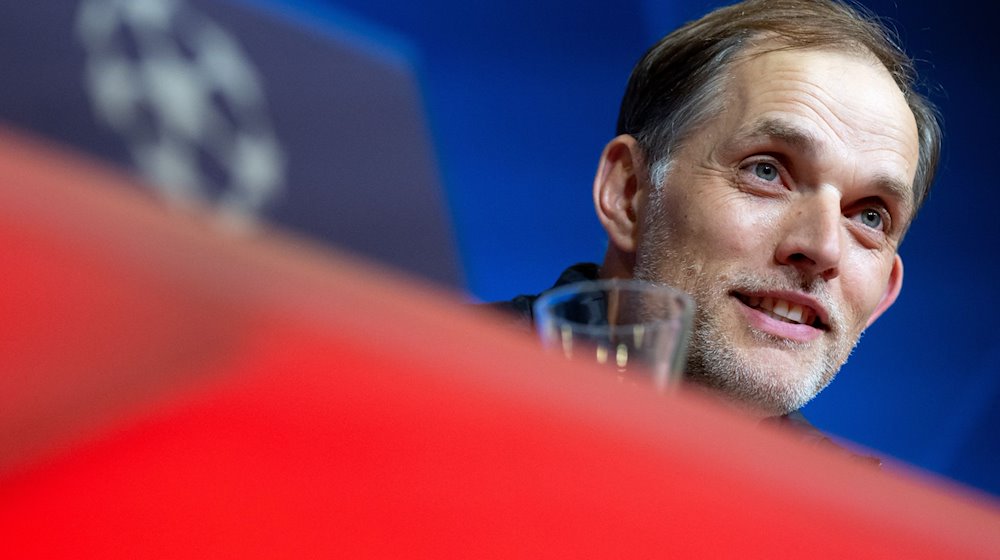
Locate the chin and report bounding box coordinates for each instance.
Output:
[684,327,837,415]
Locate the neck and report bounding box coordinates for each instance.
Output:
[680,381,780,420]
[599,246,636,280]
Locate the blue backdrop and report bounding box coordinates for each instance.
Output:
[254,0,1000,497]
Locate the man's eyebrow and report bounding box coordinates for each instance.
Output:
[731,118,818,155]
[872,174,916,223]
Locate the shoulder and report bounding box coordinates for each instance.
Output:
[484,262,601,325]
[770,411,883,468]
[484,294,536,323]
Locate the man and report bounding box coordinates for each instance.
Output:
[496,0,941,422]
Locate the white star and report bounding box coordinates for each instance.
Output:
[87,58,142,130]
[134,139,200,201]
[123,0,177,30]
[141,54,209,140]
[196,26,261,106]
[230,134,285,198]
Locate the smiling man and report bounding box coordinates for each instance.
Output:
[495,0,941,421]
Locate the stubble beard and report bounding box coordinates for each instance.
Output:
[633,190,859,416]
[680,276,853,415]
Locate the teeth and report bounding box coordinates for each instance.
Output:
[802,309,815,326]
[786,304,803,323]
[747,295,816,326]
[773,299,789,318]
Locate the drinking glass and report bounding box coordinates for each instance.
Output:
[533,279,694,391]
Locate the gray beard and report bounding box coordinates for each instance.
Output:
[680,288,850,415]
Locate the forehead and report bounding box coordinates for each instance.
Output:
[718,47,920,196]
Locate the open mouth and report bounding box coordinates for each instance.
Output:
[733,292,827,330]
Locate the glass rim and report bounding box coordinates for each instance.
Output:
[532,278,694,330]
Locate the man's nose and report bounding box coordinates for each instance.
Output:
[774,190,843,281]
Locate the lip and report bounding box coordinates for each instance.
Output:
[731,290,829,342]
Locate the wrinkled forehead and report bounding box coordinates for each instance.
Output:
[728,46,918,172]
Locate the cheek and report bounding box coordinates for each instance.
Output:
[667,189,773,258]
[838,253,893,326]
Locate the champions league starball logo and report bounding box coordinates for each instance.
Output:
[75,0,286,227]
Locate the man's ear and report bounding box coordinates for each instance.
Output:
[593,135,646,254]
[866,254,904,327]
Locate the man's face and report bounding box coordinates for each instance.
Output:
[633,48,920,416]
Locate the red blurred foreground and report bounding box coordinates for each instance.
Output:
[1,127,998,558]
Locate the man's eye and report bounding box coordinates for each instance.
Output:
[753,162,779,181]
[855,208,884,230]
